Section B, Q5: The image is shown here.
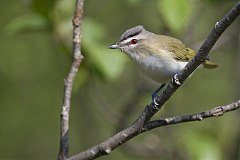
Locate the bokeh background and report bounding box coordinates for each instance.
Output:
[0,0,239,159]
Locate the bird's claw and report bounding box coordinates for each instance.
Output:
[172,74,181,86]
[151,96,159,110]
[151,84,166,110]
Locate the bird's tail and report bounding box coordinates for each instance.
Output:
[202,60,218,69]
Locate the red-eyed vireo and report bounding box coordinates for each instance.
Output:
[109,25,218,105]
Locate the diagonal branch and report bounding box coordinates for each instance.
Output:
[57,0,84,160]
[145,1,240,121]
[67,2,240,160]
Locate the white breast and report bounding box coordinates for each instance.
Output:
[130,50,188,83]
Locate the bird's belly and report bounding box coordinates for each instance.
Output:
[136,56,188,83]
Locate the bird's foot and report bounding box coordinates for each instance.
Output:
[172,74,181,86]
[151,84,166,109]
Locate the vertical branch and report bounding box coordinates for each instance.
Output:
[58,0,84,160]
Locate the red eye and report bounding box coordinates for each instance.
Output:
[131,39,138,44]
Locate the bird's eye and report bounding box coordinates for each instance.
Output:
[131,39,138,44]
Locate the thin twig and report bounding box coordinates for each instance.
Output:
[57,0,84,160]
[67,100,240,160]
[67,2,240,160]
[144,100,240,131]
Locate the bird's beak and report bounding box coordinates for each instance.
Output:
[108,43,120,49]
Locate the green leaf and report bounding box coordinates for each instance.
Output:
[52,0,75,20]
[91,46,127,80]
[4,14,48,35]
[158,0,194,33]
[127,0,144,4]
[51,0,75,46]
[31,0,57,18]
[82,19,127,80]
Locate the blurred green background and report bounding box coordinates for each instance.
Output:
[0,0,239,159]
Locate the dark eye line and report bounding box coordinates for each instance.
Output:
[120,30,142,42]
[124,39,141,47]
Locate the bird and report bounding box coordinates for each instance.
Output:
[109,25,218,105]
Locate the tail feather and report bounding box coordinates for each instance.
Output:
[203,60,218,69]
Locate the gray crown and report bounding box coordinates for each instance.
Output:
[119,25,145,42]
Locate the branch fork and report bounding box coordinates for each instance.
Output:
[58,1,240,160]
